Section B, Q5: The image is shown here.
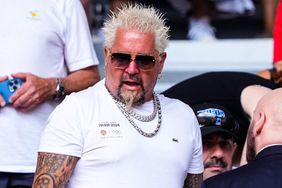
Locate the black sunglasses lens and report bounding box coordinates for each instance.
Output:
[197,114,232,130]
[135,55,156,70]
[111,52,156,70]
[111,53,131,68]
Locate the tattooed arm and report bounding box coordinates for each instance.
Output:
[32,152,79,188]
[183,173,203,188]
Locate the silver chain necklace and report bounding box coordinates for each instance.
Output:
[109,91,162,137]
[114,94,157,122]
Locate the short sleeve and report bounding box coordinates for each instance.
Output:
[188,115,204,174]
[39,95,84,157]
[61,0,99,71]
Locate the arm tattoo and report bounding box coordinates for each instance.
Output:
[33,152,79,188]
[183,173,203,188]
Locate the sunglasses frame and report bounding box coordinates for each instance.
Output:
[109,51,158,71]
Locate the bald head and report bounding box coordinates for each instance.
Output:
[256,88,282,127]
[246,88,282,161]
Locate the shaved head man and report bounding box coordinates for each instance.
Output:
[201,87,282,188]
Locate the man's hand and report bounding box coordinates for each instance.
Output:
[8,66,99,112]
[9,73,56,112]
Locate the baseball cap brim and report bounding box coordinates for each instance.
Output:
[201,126,235,138]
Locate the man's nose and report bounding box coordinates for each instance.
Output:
[125,60,140,74]
[211,144,224,158]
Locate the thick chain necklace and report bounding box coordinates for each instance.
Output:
[114,93,158,122]
[109,91,162,137]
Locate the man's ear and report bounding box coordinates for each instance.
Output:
[158,52,167,74]
[104,48,109,65]
[253,112,266,136]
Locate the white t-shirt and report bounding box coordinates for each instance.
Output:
[0,0,99,172]
[40,79,203,188]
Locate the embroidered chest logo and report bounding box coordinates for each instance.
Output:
[27,10,40,20]
[31,11,37,17]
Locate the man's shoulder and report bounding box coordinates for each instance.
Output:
[52,0,75,4]
[202,164,258,188]
[159,94,194,112]
[68,80,104,101]
[159,94,191,108]
[51,0,79,11]
[159,94,197,121]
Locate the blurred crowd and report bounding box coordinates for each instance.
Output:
[85,0,279,41]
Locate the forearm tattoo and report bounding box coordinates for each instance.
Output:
[33,152,79,188]
[183,173,203,188]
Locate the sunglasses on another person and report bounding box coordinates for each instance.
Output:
[110,52,158,71]
[196,108,239,134]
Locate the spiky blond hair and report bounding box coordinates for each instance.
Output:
[102,3,170,53]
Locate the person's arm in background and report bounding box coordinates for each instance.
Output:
[80,0,93,29]
[257,69,271,80]
[260,0,277,37]
[239,85,272,166]
[8,66,99,112]
[1,0,100,112]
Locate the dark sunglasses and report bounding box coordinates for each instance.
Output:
[110,52,157,71]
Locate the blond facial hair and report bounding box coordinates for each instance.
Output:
[123,90,138,110]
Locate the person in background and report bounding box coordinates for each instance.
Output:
[0,0,100,187]
[166,0,255,40]
[201,87,282,188]
[192,103,238,180]
[110,0,133,12]
[186,0,216,41]
[32,3,203,188]
[258,0,279,38]
[239,85,272,166]
[162,71,278,147]
[80,0,93,28]
[258,1,282,87]
[258,1,282,86]
[162,71,279,176]
[257,63,282,87]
